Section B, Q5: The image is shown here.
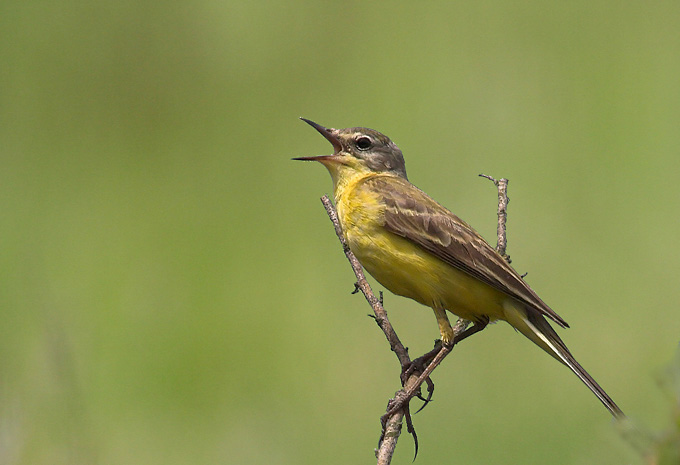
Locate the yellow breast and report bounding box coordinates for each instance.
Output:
[333,172,507,323]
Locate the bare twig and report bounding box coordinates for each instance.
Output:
[376,384,411,465]
[479,174,510,260]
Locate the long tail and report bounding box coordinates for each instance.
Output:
[504,304,625,419]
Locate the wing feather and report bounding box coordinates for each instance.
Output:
[367,176,569,328]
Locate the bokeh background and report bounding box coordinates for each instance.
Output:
[2,1,679,464]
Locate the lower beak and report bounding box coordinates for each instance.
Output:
[292,155,336,162]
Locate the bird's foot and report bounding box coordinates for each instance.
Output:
[399,340,444,412]
[401,340,442,383]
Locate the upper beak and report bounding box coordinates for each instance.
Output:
[293,118,343,162]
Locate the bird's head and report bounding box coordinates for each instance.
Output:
[294,118,408,181]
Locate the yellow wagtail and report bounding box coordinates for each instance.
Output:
[294,118,623,418]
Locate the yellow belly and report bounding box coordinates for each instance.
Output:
[351,223,507,323]
[335,174,507,323]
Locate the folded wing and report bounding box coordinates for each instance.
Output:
[368,176,569,328]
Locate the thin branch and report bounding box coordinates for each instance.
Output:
[376,386,410,465]
[479,174,510,260]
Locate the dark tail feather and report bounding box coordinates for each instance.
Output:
[504,304,625,418]
[560,343,625,418]
[525,310,625,419]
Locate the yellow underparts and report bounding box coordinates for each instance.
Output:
[324,160,511,344]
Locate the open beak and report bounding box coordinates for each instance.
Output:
[293,118,343,162]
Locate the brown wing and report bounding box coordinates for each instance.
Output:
[367,175,568,328]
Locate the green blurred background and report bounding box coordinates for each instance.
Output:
[1,1,679,464]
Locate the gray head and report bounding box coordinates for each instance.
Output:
[294,118,408,180]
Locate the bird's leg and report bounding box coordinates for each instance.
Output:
[433,307,455,345]
[399,307,450,382]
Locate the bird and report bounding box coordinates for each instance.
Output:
[294,118,624,418]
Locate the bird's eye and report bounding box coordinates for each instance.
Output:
[356,136,372,151]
